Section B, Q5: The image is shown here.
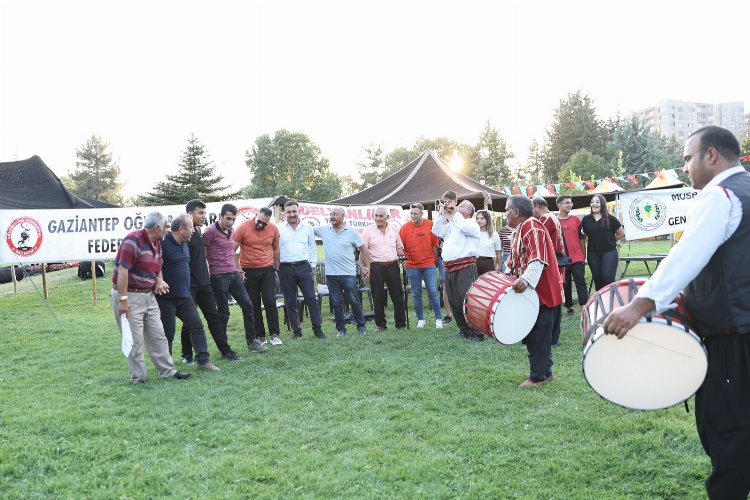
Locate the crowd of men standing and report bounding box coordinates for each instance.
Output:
[111,195,577,388]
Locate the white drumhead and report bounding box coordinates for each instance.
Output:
[490,287,539,344]
[583,321,707,410]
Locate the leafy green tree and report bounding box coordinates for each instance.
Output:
[245,129,342,202]
[514,139,545,186]
[558,148,610,183]
[470,120,513,186]
[351,143,387,191]
[384,146,418,175]
[68,135,124,205]
[139,134,237,206]
[414,137,478,175]
[740,136,750,157]
[541,91,607,181]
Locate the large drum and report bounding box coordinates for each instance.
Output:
[464,271,539,344]
[581,279,707,411]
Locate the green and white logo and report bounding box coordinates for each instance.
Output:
[629,196,667,232]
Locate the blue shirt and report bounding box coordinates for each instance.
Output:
[278,220,317,265]
[160,232,191,298]
[314,224,363,276]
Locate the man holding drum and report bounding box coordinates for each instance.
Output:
[603,126,750,499]
[505,195,562,387]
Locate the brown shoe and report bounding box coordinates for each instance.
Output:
[518,378,548,388]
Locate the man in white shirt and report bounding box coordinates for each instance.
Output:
[604,126,750,499]
[277,200,326,340]
[432,191,483,341]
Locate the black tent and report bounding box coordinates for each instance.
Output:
[332,151,509,211]
[0,156,118,209]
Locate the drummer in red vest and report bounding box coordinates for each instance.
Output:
[506,195,563,387]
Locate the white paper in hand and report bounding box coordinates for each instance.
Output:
[121,314,134,358]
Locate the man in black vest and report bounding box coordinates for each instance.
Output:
[180,200,241,362]
[604,126,750,499]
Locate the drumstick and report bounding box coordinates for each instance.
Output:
[618,331,697,359]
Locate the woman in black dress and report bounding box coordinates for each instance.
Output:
[580,194,625,290]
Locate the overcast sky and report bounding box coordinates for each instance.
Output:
[2,0,747,199]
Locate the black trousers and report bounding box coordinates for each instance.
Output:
[156,295,210,365]
[695,333,750,500]
[524,305,554,382]
[588,249,618,291]
[564,262,589,308]
[279,262,324,335]
[369,262,407,329]
[180,285,233,357]
[445,264,481,338]
[243,266,280,338]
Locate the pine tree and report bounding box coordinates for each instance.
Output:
[139,134,239,206]
[69,135,124,205]
[471,120,513,186]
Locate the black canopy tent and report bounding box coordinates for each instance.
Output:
[0,156,118,209]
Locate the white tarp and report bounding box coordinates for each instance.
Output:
[1,198,408,265]
[619,188,698,240]
[0,198,272,265]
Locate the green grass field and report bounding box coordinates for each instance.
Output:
[0,240,707,498]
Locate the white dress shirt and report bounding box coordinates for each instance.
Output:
[432,211,480,261]
[278,220,317,265]
[637,166,745,312]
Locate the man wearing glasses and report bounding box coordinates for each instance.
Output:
[556,195,588,315]
[233,207,283,346]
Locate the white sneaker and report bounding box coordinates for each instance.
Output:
[417,319,426,328]
[270,335,283,346]
[435,319,443,329]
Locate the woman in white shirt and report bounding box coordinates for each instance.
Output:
[475,210,502,275]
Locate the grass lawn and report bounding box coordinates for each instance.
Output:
[0,240,707,498]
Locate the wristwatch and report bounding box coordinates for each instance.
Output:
[119,295,128,301]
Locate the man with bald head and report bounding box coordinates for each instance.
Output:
[314,207,371,337]
[361,206,407,332]
[432,194,483,341]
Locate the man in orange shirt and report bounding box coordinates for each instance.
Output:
[233,207,282,346]
[399,203,443,329]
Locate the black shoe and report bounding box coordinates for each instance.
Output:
[566,308,574,316]
[173,371,191,380]
[443,315,452,324]
[468,334,485,342]
[314,331,327,339]
[293,330,303,339]
[221,350,242,361]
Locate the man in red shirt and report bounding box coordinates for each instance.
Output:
[399,202,443,329]
[233,207,282,346]
[533,197,565,345]
[506,195,563,387]
[555,195,589,315]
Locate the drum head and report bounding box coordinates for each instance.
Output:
[490,288,539,344]
[583,321,707,410]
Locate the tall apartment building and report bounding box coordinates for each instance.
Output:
[633,99,745,142]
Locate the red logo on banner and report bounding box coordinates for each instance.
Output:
[5,217,44,257]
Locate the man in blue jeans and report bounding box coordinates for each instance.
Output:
[314,207,371,337]
[399,203,442,329]
[204,204,267,353]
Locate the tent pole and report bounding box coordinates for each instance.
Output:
[11,265,18,293]
[91,260,97,304]
[42,263,48,299]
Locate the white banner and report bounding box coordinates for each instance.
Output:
[619,188,698,240]
[0,199,409,265]
[0,198,272,265]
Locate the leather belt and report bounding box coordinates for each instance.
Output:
[721,327,739,335]
[281,260,309,266]
[126,287,153,293]
[371,261,397,266]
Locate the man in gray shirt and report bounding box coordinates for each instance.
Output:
[314,207,371,337]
